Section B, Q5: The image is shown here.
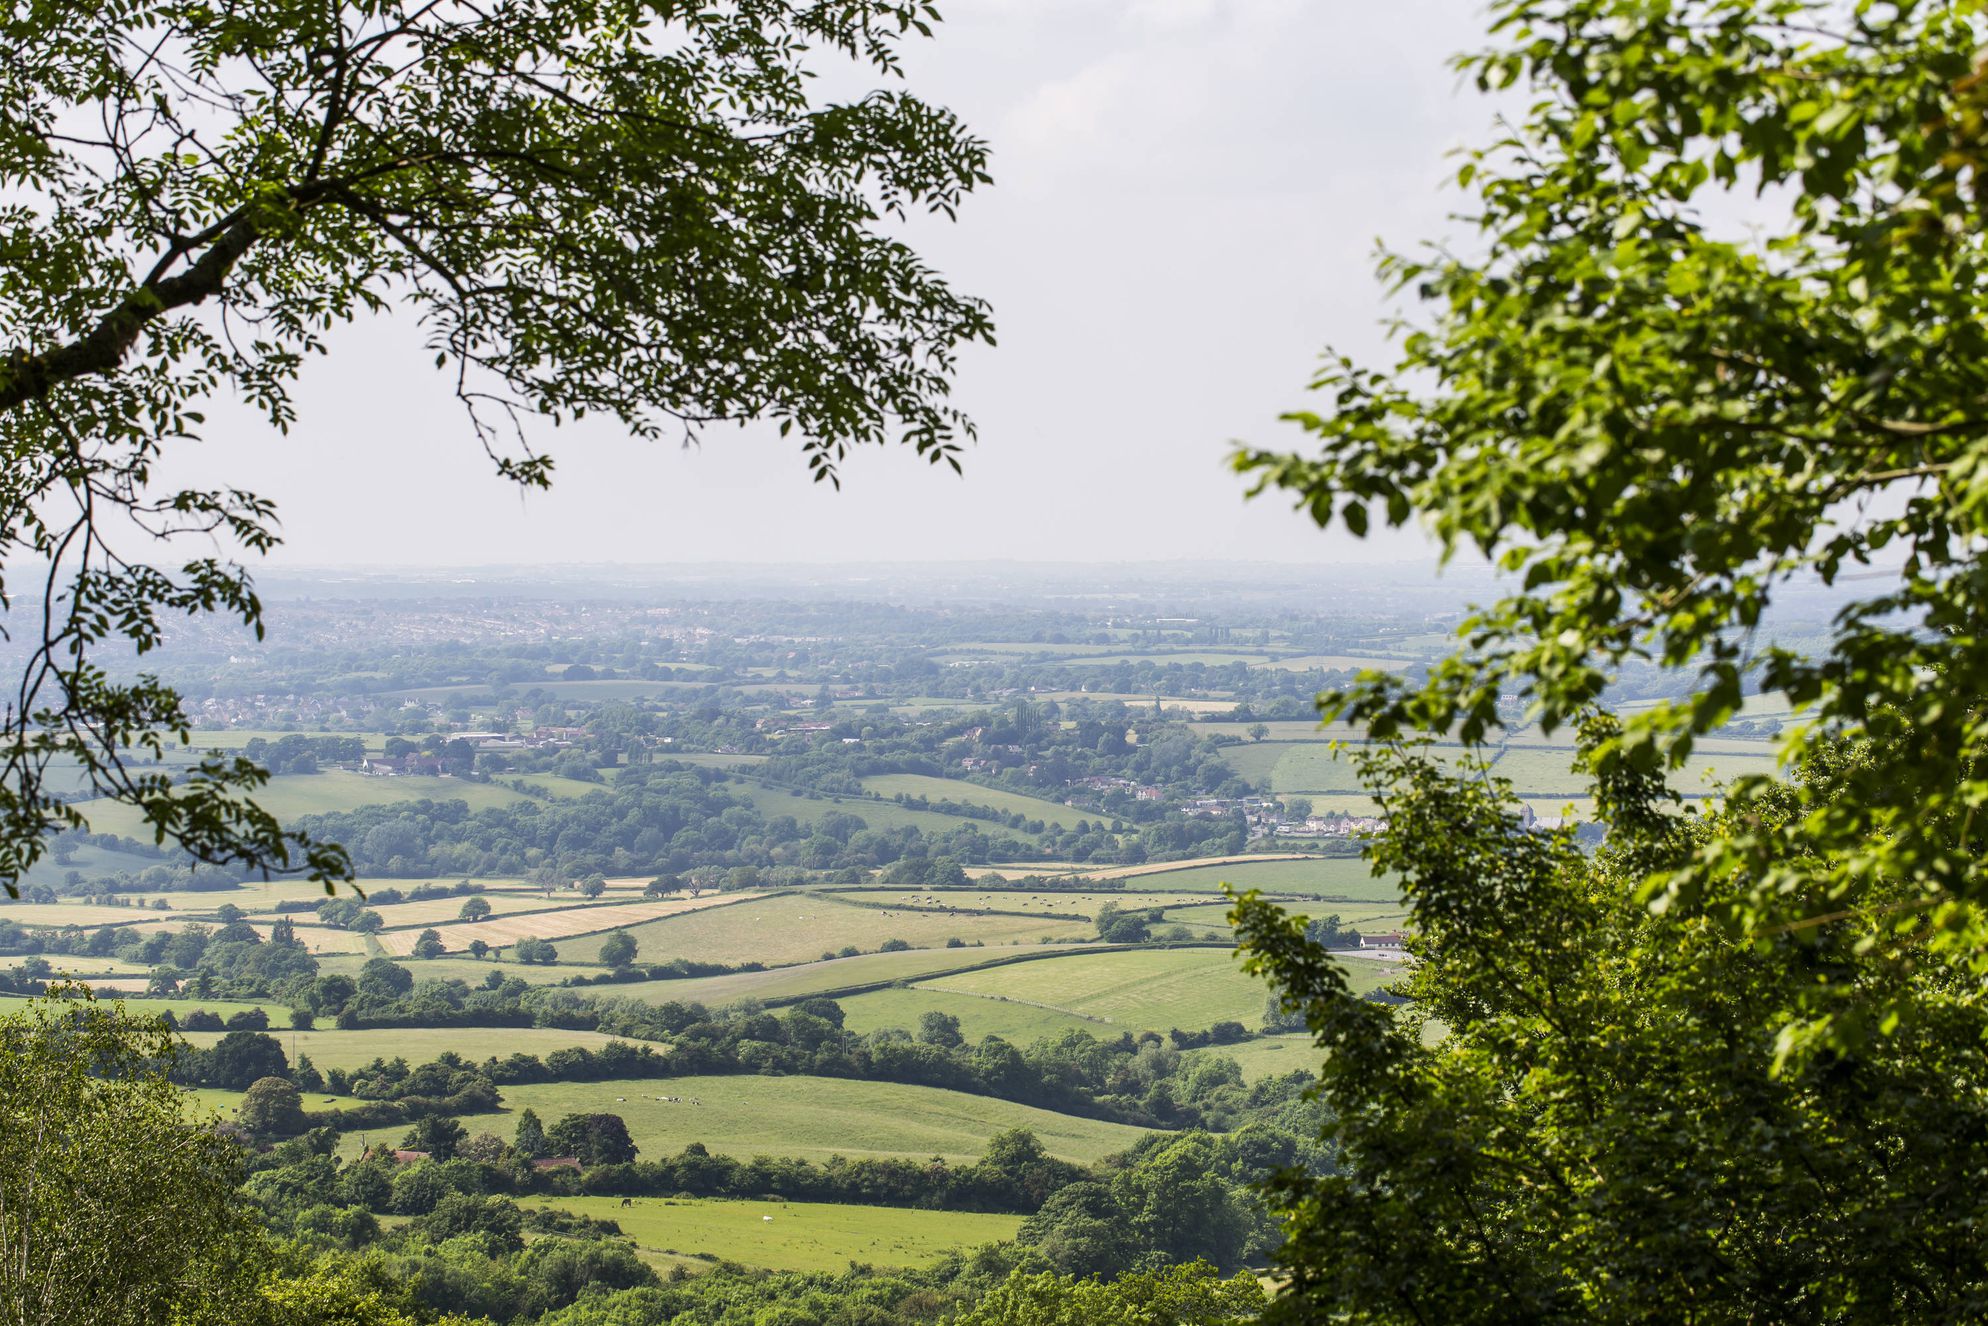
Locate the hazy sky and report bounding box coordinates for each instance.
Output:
[180,0,1495,569]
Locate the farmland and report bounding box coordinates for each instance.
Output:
[858,773,1087,829]
[559,892,1092,967]
[519,1195,1021,1273]
[599,945,1091,1007]
[181,1025,644,1072]
[74,769,565,840]
[398,891,761,957]
[919,947,1280,1033]
[450,1074,1151,1165]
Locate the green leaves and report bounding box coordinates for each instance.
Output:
[0,0,990,894]
[1236,0,1988,977]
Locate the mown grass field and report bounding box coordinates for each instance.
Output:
[919,948,1275,1033]
[466,1074,1150,1165]
[312,953,607,984]
[0,900,166,928]
[1159,899,1409,934]
[0,992,291,1021]
[520,1195,1020,1273]
[178,1025,644,1072]
[1106,856,1397,901]
[722,779,1044,842]
[832,985,1112,1043]
[76,770,546,840]
[1248,654,1418,672]
[409,892,761,958]
[835,889,1208,918]
[859,774,1086,829]
[913,946,1401,1034]
[560,893,1090,968]
[603,946,1087,1008]
[1186,1034,1323,1082]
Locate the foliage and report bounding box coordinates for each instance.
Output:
[1233,0,1988,1044]
[1233,733,1988,1323]
[0,992,247,1326]
[0,0,992,896]
[951,1261,1266,1326]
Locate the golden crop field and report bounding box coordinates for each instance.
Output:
[373,890,762,956]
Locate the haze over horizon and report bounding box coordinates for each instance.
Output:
[165,0,1488,571]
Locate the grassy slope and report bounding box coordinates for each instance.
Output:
[178,1025,642,1071]
[1105,856,1398,901]
[473,1074,1149,1165]
[560,894,1090,968]
[721,779,1037,841]
[76,770,546,840]
[832,986,1112,1043]
[859,774,1086,830]
[602,946,1084,1008]
[920,947,1343,1033]
[521,1195,1019,1273]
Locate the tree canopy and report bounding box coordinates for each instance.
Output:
[1230,0,1988,1318]
[0,0,991,895]
[1236,0,1988,1047]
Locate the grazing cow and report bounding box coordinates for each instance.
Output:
[621,1198,633,1208]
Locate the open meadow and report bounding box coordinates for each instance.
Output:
[858,774,1087,829]
[558,892,1091,967]
[519,1195,1021,1274]
[598,945,1103,1007]
[435,1073,1151,1165]
[399,891,762,957]
[912,945,1402,1033]
[179,1025,645,1072]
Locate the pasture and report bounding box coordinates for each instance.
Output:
[399,891,762,958]
[835,889,1210,918]
[919,948,1276,1033]
[560,893,1091,968]
[521,1195,1020,1274]
[312,953,607,985]
[1102,856,1397,901]
[720,779,1043,841]
[179,1025,644,1072]
[601,946,1086,1008]
[832,986,1112,1043]
[1187,1034,1323,1082]
[75,770,548,840]
[1249,654,1418,672]
[478,1074,1150,1165]
[858,774,1086,829]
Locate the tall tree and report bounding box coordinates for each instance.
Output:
[0,0,992,895]
[1235,0,1988,1048]
[0,993,246,1326]
[1231,0,1988,1319]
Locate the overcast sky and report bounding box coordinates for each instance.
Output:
[180,0,1495,569]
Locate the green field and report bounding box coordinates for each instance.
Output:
[472,1074,1149,1164]
[832,985,1111,1043]
[722,779,1042,841]
[1159,898,1409,935]
[561,893,1091,967]
[604,946,1087,1008]
[521,1195,1019,1273]
[179,1025,644,1072]
[835,889,1210,918]
[312,953,609,985]
[919,948,1276,1033]
[1113,856,1398,901]
[859,774,1086,829]
[76,770,549,840]
[1188,1034,1323,1082]
[1249,654,1418,672]
[0,992,291,1022]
